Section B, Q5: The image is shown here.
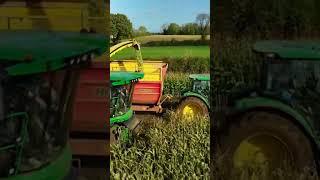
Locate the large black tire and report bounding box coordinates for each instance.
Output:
[177,97,209,120]
[217,111,315,179]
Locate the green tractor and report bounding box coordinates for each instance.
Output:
[110,71,144,144]
[177,74,210,120]
[217,41,320,176]
[109,40,144,145]
[0,31,105,179]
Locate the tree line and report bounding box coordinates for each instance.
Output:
[111,13,210,43]
[161,14,210,38]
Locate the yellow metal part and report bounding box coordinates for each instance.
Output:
[233,134,292,173]
[110,40,140,57]
[182,103,202,121]
[111,60,166,81]
[110,40,144,72]
[0,1,107,34]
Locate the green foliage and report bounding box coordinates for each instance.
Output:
[111,13,133,43]
[214,0,320,38]
[181,23,200,35]
[166,23,181,35]
[162,57,209,99]
[213,36,259,87]
[111,112,210,180]
[164,57,209,73]
[160,13,209,36]
[164,72,192,98]
[133,26,150,37]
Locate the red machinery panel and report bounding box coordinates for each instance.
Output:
[132,81,162,105]
[71,61,108,133]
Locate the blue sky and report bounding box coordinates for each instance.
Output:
[111,0,210,33]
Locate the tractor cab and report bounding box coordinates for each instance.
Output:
[255,41,320,90]
[0,31,105,179]
[217,41,320,178]
[110,71,144,143]
[189,74,210,99]
[253,41,320,124]
[178,74,210,120]
[110,72,144,121]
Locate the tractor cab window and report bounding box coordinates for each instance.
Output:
[110,84,133,118]
[266,60,320,93]
[193,80,210,96]
[0,69,77,177]
[266,59,320,127]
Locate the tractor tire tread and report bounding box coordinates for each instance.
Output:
[217,111,315,177]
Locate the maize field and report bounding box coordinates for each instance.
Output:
[111,112,210,179]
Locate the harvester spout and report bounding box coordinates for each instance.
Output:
[110,40,144,72]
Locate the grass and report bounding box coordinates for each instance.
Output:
[110,112,210,180]
[111,46,209,60]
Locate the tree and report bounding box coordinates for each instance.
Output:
[196,13,210,40]
[167,23,180,35]
[181,23,199,35]
[111,13,133,43]
[161,23,169,35]
[133,26,149,37]
[137,26,148,36]
[138,26,148,33]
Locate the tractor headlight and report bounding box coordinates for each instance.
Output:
[81,55,88,62]
[70,59,75,65]
[65,51,96,66]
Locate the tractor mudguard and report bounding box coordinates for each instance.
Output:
[6,145,72,180]
[181,92,210,109]
[229,97,320,148]
[110,109,133,125]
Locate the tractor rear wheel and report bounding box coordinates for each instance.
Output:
[177,97,208,121]
[217,111,315,179]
